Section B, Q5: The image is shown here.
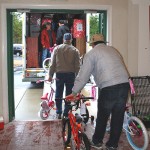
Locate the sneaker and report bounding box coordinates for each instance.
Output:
[90,140,103,149]
[55,114,61,119]
[106,145,117,150]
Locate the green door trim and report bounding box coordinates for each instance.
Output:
[99,11,107,41]
[7,10,15,122]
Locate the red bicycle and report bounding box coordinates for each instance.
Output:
[61,94,94,150]
[37,79,55,120]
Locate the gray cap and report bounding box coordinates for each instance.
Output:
[63,33,72,41]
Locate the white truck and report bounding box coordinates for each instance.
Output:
[22,12,46,83]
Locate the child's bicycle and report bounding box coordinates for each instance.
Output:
[60,94,94,150]
[106,103,149,150]
[36,79,55,120]
[90,79,149,149]
[42,57,51,73]
[42,46,56,73]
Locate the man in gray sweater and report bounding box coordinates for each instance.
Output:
[48,33,80,119]
[66,34,130,150]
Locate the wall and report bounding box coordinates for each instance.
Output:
[128,0,139,76]
[0,7,2,116]
[128,0,150,76]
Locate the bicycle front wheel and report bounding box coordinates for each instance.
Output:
[63,119,71,146]
[79,132,90,150]
[42,58,51,72]
[125,116,149,150]
[39,108,49,120]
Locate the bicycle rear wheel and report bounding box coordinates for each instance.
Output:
[42,58,51,72]
[79,132,90,150]
[63,119,71,146]
[125,116,149,150]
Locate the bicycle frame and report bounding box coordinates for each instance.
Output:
[68,109,84,150]
[123,111,135,135]
[37,79,56,120]
[63,94,94,150]
[41,83,55,102]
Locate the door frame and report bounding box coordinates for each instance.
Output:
[1,3,112,123]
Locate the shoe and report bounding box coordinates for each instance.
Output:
[55,114,61,119]
[90,140,103,149]
[106,145,117,150]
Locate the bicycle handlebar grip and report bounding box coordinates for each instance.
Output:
[55,98,66,100]
[81,97,94,99]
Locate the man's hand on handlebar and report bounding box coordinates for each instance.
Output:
[48,77,53,82]
[66,94,79,102]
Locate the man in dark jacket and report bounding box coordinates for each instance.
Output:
[56,20,70,45]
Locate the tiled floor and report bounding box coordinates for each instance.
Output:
[1,119,150,150]
[0,120,64,150]
[1,78,148,150]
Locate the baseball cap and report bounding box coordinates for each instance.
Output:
[63,33,72,41]
[45,22,51,26]
[89,34,105,44]
[59,20,65,24]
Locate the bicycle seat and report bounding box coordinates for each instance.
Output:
[41,93,49,100]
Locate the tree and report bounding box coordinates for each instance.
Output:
[90,15,99,38]
[13,13,22,43]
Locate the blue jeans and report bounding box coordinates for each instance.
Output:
[42,48,51,63]
[55,72,75,116]
[92,83,129,148]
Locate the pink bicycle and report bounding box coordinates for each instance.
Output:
[37,79,55,120]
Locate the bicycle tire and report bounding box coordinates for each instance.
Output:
[81,107,89,124]
[125,116,149,150]
[79,132,90,150]
[63,118,71,145]
[39,108,49,120]
[42,57,51,72]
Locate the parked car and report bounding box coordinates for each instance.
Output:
[13,44,22,56]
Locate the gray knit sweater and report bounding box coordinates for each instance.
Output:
[72,44,129,94]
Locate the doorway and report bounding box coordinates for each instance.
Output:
[6,8,107,122]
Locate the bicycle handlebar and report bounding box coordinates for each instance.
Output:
[56,96,94,110]
[55,96,94,101]
[36,78,58,84]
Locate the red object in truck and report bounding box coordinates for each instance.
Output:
[26,37,39,68]
[73,19,85,38]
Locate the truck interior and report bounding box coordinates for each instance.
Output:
[25,12,86,69]
[24,10,107,67]
[22,10,107,82]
